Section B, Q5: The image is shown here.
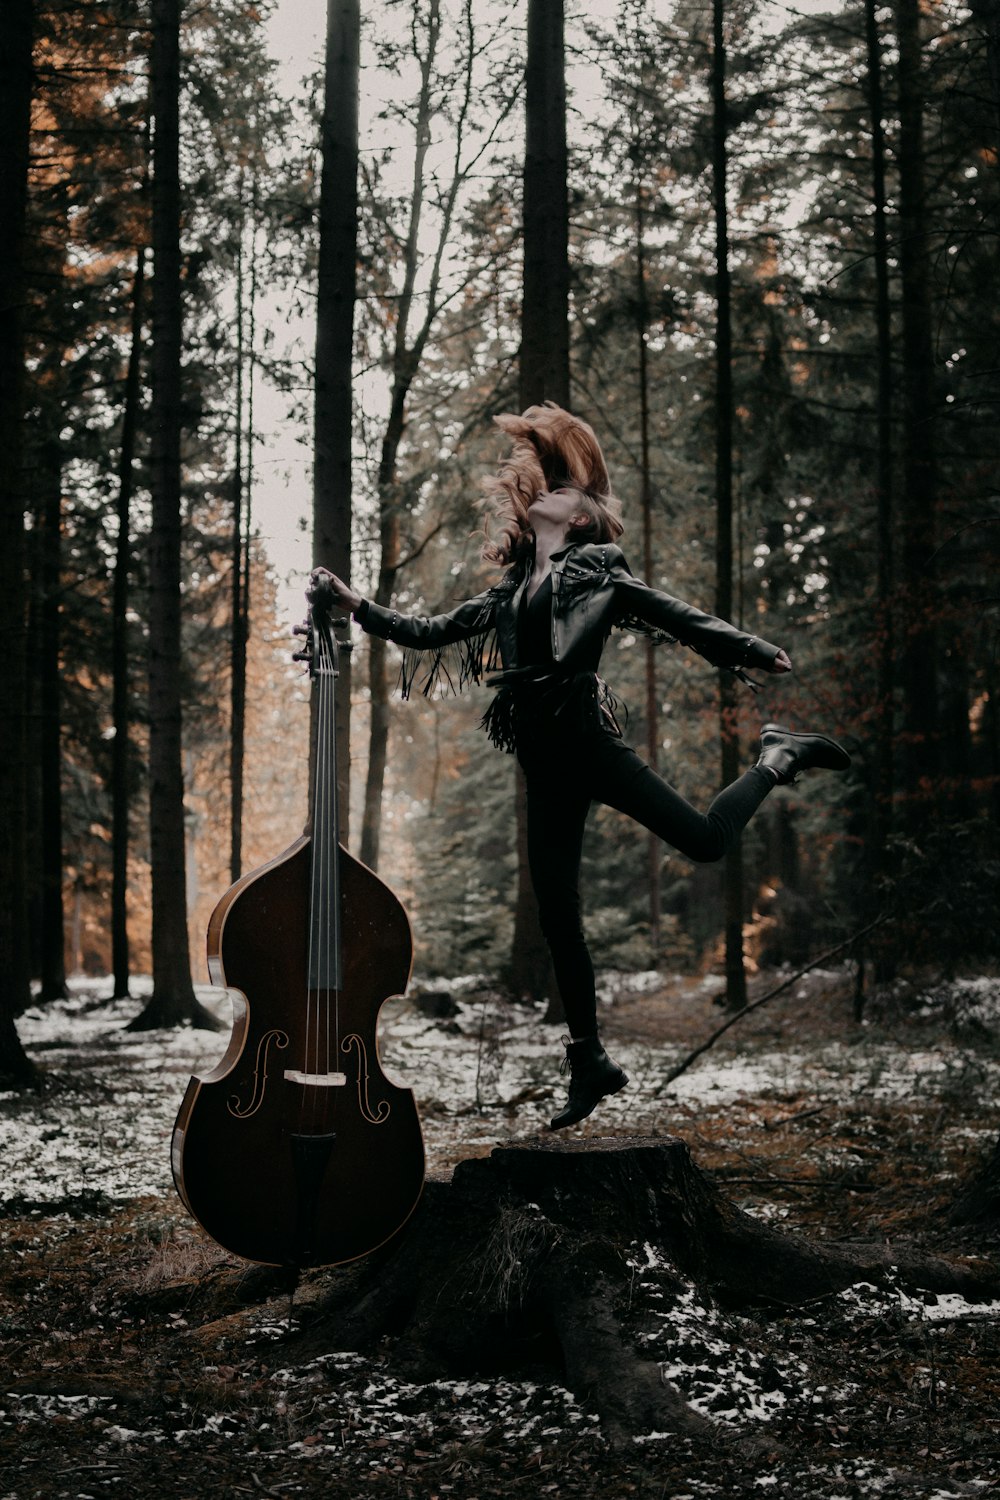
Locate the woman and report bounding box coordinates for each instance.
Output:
[319,401,850,1130]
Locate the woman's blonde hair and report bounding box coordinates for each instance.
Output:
[480,401,624,565]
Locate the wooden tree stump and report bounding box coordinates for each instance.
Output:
[951,1130,1000,1225]
[292,1135,998,1446]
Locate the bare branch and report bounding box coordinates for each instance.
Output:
[656,915,891,1093]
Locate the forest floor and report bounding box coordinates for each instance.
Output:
[2,965,1000,1499]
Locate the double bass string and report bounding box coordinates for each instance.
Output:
[323,619,337,1133]
[316,613,340,1135]
[305,612,330,1135]
[329,617,342,1131]
[319,619,333,1134]
[303,631,319,1134]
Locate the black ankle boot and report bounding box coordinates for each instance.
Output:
[549,1035,628,1131]
[756,722,851,785]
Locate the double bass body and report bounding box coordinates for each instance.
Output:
[172,582,425,1268]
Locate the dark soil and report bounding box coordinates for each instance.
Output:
[2,968,1000,1499]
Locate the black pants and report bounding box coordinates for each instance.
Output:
[519,725,773,1040]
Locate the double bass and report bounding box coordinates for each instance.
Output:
[171,573,425,1267]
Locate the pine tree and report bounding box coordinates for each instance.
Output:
[510,0,570,1008]
[0,0,38,1085]
[129,0,212,1029]
[313,0,360,843]
[111,247,145,999]
[355,0,521,873]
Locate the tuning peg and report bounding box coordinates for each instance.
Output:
[292,623,309,637]
[291,647,311,663]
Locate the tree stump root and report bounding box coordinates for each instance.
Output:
[241,1136,999,1445]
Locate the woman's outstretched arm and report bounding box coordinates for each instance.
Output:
[607,549,792,675]
[313,567,498,652]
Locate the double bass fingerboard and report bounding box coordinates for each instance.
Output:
[308,613,343,994]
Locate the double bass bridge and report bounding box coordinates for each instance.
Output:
[284,1069,347,1087]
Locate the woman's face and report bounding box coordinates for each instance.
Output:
[528,485,584,532]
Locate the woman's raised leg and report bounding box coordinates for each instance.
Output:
[587,735,774,863]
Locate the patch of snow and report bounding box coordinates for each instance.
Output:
[916,977,1000,1026]
[625,1249,818,1426]
[8,977,1000,1205]
[835,1279,1000,1325]
[595,969,665,1004]
[4,1392,116,1421]
[262,1354,594,1458]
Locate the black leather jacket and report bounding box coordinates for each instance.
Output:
[354,541,781,689]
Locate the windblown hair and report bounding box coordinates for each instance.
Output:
[480,401,624,566]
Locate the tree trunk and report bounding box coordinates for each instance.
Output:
[711,0,746,1011]
[986,672,1000,831]
[287,1138,997,1447]
[38,440,67,1001]
[129,0,212,1032]
[356,3,518,871]
[312,0,359,843]
[939,642,974,820]
[359,0,463,875]
[864,0,896,875]
[359,505,396,874]
[862,0,898,991]
[512,0,570,1008]
[951,1131,1000,1225]
[894,0,941,820]
[634,147,661,958]
[230,177,249,886]
[0,0,38,1084]
[519,0,570,405]
[969,0,1000,171]
[111,248,145,1001]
